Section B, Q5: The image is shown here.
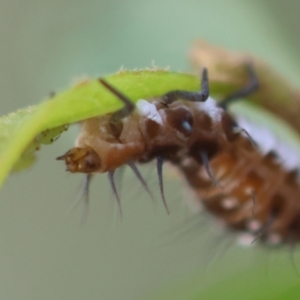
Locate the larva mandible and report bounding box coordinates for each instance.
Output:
[57,65,300,246]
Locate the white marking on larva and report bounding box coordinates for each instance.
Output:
[221,197,239,209]
[197,167,211,180]
[244,186,254,195]
[265,232,282,246]
[112,143,126,149]
[136,99,163,125]
[247,220,262,232]
[181,157,194,167]
[182,120,192,133]
[99,124,108,134]
[196,97,223,121]
[237,233,256,247]
[236,117,300,170]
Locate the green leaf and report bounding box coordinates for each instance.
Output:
[0,69,199,188]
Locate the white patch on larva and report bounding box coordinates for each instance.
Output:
[181,157,195,168]
[236,117,300,170]
[197,167,211,180]
[266,233,282,246]
[221,197,239,209]
[247,220,262,232]
[244,186,254,195]
[237,233,256,247]
[182,120,192,133]
[136,99,163,125]
[196,96,223,121]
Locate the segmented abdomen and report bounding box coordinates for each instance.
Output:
[177,119,300,246]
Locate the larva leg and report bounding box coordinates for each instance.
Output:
[218,63,259,109]
[162,68,209,104]
[98,78,135,122]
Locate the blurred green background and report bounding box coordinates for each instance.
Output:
[1,1,300,299]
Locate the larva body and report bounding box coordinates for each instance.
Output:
[59,95,227,173]
[178,118,300,245]
[58,68,300,245]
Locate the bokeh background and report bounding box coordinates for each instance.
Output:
[1,1,300,299]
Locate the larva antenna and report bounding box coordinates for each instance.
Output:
[127,161,153,200]
[107,170,123,218]
[218,63,259,110]
[98,78,135,122]
[156,157,170,214]
[162,68,209,105]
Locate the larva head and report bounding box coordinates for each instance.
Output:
[56,146,101,173]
